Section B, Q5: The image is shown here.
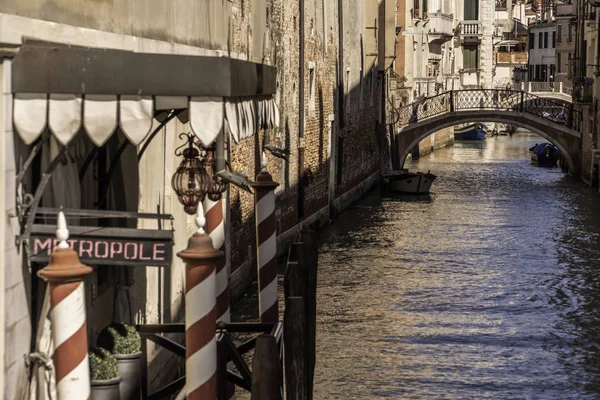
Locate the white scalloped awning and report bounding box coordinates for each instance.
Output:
[14,94,154,147]
[224,98,279,144]
[13,94,279,147]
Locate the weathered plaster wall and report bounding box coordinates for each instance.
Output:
[2,58,31,400]
[0,59,5,400]
[580,105,595,185]
[417,127,455,157]
[0,0,234,51]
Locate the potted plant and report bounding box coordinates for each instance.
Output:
[97,323,142,400]
[90,347,121,400]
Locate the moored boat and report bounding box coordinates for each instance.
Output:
[529,143,560,167]
[383,170,437,194]
[454,123,487,140]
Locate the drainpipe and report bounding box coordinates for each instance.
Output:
[328,0,344,219]
[379,0,388,173]
[338,0,345,129]
[299,0,305,140]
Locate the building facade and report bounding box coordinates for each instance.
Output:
[394,0,515,156]
[572,0,600,185]
[554,2,576,86]
[528,19,557,81]
[0,0,397,397]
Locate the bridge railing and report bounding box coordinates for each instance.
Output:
[398,91,451,126]
[397,89,582,133]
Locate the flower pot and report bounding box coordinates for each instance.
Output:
[114,352,142,400]
[91,377,121,400]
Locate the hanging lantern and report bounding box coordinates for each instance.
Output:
[204,145,231,201]
[171,133,212,215]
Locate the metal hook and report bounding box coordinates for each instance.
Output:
[174,132,195,156]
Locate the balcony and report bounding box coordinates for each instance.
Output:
[496,51,528,65]
[413,77,437,98]
[459,69,481,88]
[428,52,442,62]
[428,12,455,42]
[459,21,483,43]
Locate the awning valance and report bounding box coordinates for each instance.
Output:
[12,42,279,147]
[13,94,280,147]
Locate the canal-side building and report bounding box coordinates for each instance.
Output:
[397,0,516,92]
[395,0,457,157]
[394,0,515,157]
[554,2,576,88]
[455,0,512,89]
[0,0,397,397]
[571,0,599,185]
[527,7,556,82]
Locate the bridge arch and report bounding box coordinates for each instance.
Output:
[391,90,582,175]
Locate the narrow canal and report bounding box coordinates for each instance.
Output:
[312,132,600,399]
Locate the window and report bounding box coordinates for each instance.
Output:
[544,32,548,48]
[568,25,573,42]
[552,31,556,48]
[535,64,541,80]
[557,52,562,73]
[549,65,555,80]
[539,32,543,48]
[529,33,535,49]
[423,0,428,14]
[557,25,562,43]
[464,0,478,20]
[414,0,419,12]
[529,64,534,78]
[463,45,479,70]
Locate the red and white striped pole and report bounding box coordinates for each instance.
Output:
[37,212,92,400]
[203,197,235,399]
[178,201,223,399]
[203,198,231,327]
[250,152,280,323]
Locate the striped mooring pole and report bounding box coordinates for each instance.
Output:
[37,212,93,400]
[250,152,280,323]
[203,198,231,328]
[177,201,223,399]
[204,197,236,399]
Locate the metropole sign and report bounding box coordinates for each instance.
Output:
[28,224,173,267]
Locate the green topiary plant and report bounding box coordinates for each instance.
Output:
[97,323,142,355]
[89,347,119,381]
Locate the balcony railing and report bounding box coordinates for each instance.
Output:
[414,77,438,98]
[428,12,455,38]
[459,21,483,42]
[496,52,528,64]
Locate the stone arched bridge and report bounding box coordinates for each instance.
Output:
[390,89,582,174]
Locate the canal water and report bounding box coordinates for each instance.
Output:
[311,132,600,399]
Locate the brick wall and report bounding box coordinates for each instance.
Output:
[227,0,383,284]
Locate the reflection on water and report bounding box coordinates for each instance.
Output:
[313,133,600,399]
